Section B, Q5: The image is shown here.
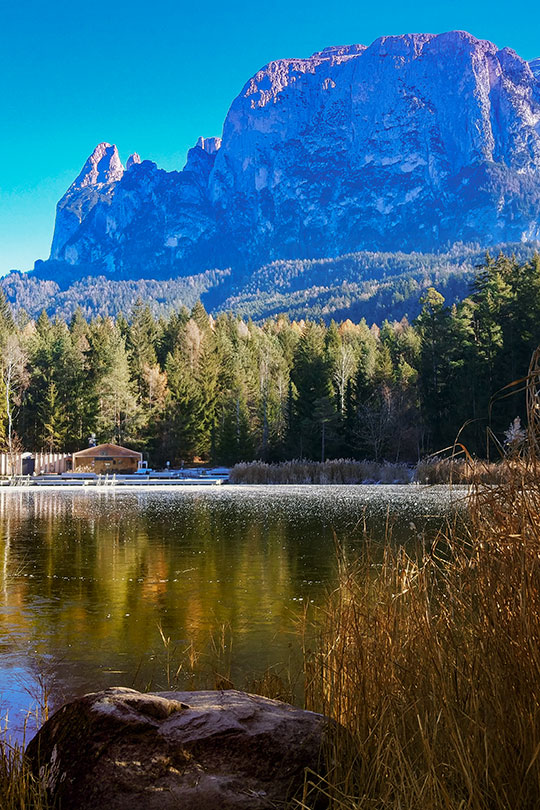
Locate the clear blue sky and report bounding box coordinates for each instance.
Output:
[1,0,539,276]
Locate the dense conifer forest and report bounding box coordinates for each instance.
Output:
[0,253,538,466]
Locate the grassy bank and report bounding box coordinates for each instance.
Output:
[298,455,540,810]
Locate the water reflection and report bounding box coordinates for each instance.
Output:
[0,485,466,739]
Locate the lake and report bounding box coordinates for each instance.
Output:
[0,484,467,740]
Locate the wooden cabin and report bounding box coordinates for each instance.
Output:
[72,443,142,474]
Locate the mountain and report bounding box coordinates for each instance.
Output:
[9,30,540,320]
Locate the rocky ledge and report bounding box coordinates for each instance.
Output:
[25,687,328,809]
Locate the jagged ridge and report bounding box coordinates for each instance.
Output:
[31,31,540,286]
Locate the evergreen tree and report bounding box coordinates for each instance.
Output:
[23,313,71,449]
[415,288,456,451]
[126,299,158,397]
[290,322,336,459]
[1,267,539,467]
[165,346,202,463]
[65,309,97,448]
[88,318,138,444]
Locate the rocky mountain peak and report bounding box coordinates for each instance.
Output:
[45,31,540,279]
[196,137,222,155]
[529,58,540,79]
[183,137,222,180]
[126,153,142,170]
[71,143,124,190]
[313,44,366,59]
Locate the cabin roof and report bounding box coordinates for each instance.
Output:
[72,443,142,459]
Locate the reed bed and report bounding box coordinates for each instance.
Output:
[229,459,413,485]
[231,457,518,486]
[415,456,510,484]
[299,476,540,809]
[0,686,50,808]
[297,356,540,809]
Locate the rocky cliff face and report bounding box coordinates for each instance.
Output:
[43,31,540,281]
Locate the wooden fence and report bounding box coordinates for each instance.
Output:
[0,452,71,476]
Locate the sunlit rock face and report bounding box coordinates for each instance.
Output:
[126,153,141,170]
[50,143,125,262]
[529,58,540,79]
[45,32,540,281]
[50,145,220,278]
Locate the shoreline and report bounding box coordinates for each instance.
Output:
[0,481,470,492]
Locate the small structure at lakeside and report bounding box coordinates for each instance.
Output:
[72,443,142,475]
[0,446,229,486]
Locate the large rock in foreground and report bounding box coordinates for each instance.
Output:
[26,687,327,809]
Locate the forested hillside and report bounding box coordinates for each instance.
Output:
[1,268,231,321]
[4,244,537,323]
[0,253,538,465]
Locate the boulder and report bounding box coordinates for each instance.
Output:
[26,687,328,809]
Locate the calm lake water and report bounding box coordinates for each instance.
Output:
[0,484,467,739]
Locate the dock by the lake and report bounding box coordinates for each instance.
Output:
[0,446,229,487]
[1,469,229,488]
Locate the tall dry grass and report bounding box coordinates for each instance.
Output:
[298,352,540,810]
[414,456,509,484]
[302,526,540,809]
[0,705,50,810]
[0,739,50,809]
[231,457,518,486]
[230,459,413,485]
[0,650,51,806]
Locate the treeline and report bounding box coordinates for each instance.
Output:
[0,252,538,465]
[2,268,230,321]
[217,245,490,322]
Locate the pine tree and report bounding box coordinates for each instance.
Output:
[165,347,203,463]
[23,313,71,449]
[89,318,138,444]
[290,322,336,459]
[126,299,158,397]
[415,288,455,452]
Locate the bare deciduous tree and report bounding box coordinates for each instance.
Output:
[2,334,29,474]
[333,344,356,415]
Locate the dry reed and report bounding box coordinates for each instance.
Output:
[230,459,413,485]
[0,713,50,810]
[415,456,509,485]
[298,351,540,810]
[231,457,518,486]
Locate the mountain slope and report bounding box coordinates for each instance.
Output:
[28,30,540,288]
[6,244,538,324]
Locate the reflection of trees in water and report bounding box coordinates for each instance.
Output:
[0,492,312,698]
[0,489,464,712]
